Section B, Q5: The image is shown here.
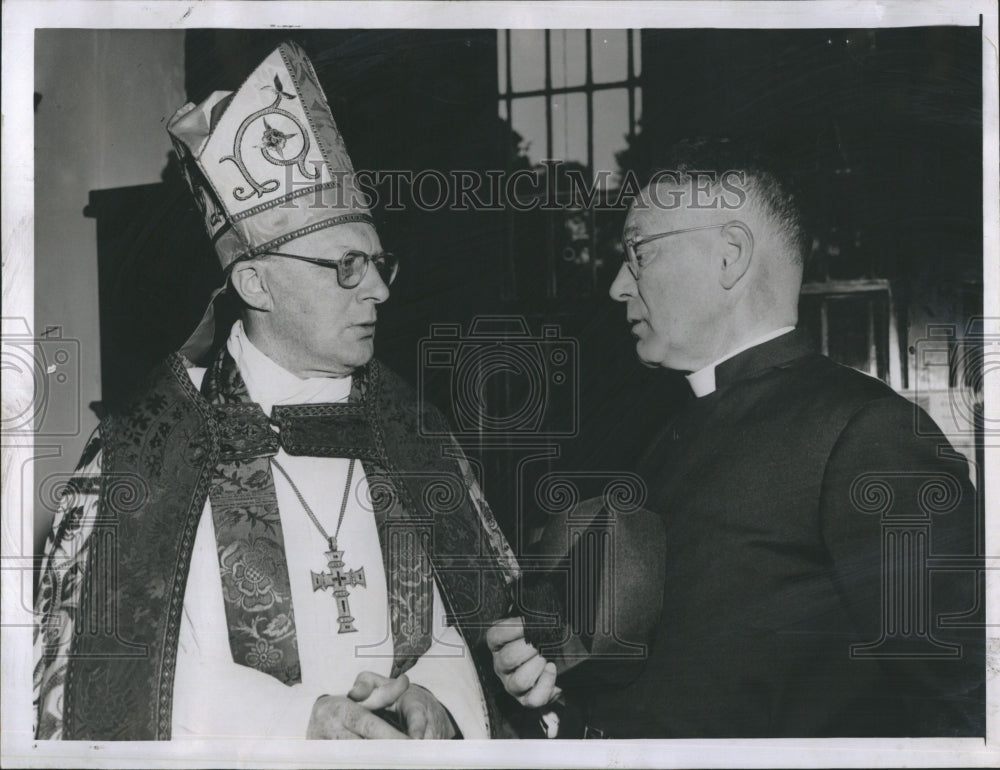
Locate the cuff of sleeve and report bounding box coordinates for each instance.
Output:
[266,685,328,738]
[171,683,325,740]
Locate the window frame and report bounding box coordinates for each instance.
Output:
[498,30,643,303]
[799,278,905,390]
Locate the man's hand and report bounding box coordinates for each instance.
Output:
[310,670,456,739]
[355,671,456,739]
[486,617,561,708]
[347,670,411,711]
[307,671,410,739]
[394,683,458,739]
[306,695,409,739]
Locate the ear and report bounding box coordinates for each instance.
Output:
[718,221,754,290]
[228,259,274,312]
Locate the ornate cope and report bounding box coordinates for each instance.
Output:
[49,349,517,739]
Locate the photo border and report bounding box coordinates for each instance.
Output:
[3,2,998,767]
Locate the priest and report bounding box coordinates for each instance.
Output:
[34,40,519,740]
[489,139,984,737]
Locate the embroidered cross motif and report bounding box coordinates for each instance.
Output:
[311,538,366,633]
[218,74,318,201]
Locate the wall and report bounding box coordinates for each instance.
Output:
[32,29,186,553]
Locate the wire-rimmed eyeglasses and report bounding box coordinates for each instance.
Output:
[622,222,738,279]
[263,250,399,289]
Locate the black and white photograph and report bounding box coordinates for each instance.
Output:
[2,1,998,767]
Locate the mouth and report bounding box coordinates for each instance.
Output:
[356,321,377,337]
[628,318,646,337]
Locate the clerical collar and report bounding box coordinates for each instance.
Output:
[227,321,352,414]
[685,326,796,398]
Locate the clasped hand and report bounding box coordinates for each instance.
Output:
[486,617,562,708]
[307,671,455,739]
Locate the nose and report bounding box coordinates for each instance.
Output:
[359,260,391,304]
[609,261,636,302]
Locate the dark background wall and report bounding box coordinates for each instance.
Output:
[638,27,982,292]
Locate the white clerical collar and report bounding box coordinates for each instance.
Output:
[227,320,353,414]
[685,326,796,398]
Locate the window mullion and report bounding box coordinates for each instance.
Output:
[585,30,596,295]
[503,30,515,301]
[544,30,556,298]
[544,29,553,159]
[627,30,636,137]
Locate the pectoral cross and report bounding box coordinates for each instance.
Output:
[311,538,366,633]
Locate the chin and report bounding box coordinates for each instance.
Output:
[348,340,376,367]
[318,341,374,376]
[635,339,667,369]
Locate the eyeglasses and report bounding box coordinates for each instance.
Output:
[263,250,399,289]
[622,222,736,279]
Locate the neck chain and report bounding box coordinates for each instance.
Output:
[270,456,367,634]
[270,456,356,551]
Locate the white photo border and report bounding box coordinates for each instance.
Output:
[2,1,998,767]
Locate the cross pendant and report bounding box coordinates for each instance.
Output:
[310,537,367,633]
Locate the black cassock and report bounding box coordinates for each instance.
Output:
[574,329,984,738]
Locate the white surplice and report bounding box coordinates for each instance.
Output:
[171,321,488,738]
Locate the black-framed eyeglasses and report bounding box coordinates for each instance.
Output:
[263,250,399,289]
[622,222,737,279]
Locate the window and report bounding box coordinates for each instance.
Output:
[498,30,641,188]
[497,30,642,302]
[798,279,905,390]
